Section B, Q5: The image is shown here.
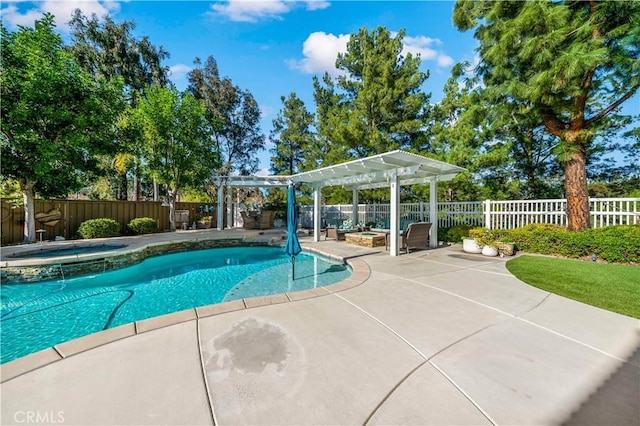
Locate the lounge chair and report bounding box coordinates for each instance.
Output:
[241,211,257,229]
[386,222,432,253]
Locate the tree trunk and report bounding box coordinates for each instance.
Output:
[21,180,36,243]
[168,187,178,231]
[118,171,128,201]
[153,177,159,202]
[564,149,590,231]
[134,174,141,201]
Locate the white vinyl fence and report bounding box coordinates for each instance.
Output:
[299,198,639,230]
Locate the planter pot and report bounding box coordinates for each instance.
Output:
[482,245,499,257]
[463,238,482,254]
[497,242,515,256]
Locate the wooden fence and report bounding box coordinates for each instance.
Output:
[299,198,639,230]
[0,199,221,246]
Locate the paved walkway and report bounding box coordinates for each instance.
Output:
[1,232,638,425]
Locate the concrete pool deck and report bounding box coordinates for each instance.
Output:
[1,230,639,425]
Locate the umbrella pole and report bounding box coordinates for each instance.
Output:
[291,255,295,280]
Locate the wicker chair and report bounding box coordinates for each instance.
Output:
[386,222,432,253]
[241,211,257,229]
[258,210,275,230]
[325,226,346,240]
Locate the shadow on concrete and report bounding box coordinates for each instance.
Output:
[447,253,500,262]
[562,341,640,426]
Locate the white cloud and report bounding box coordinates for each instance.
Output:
[289,31,456,76]
[287,31,350,76]
[1,0,120,31]
[169,63,193,81]
[402,35,453,68]
[255,168,270,177]
[209,0,329,22]
[0,4,43,28]
[305,0,330,11]
[209,0,291,22]
[437,54,454,67]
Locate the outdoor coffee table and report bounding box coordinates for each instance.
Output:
[345,232,387,248]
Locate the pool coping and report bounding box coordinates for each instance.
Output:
[0,242,370,383]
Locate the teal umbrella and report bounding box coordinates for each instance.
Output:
[284,184,302,279]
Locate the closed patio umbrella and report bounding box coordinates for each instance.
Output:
[284,184,302,279]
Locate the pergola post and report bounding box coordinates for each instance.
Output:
[389,172,399,256]
[313,187,322,242]
[430,177,438,248]
[352,189,359,226]
[226,186,232,229]
[217,185,224,231]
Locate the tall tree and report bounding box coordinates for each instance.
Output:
[334,27,430,156]
[429,63,564,200]
[311,73,350,168]
[1,15,125,242]
[454,0,640,230]
[187,56,265,199]
[269,93,314,175]
[136,86,219,230]
[69,10,169,200]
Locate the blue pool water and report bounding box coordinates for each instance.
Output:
[0,246,351,364]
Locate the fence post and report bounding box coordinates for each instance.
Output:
[484,199,491,229]
[419,201,425,222]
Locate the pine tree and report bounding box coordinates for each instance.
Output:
[334,27,430,156]
[454,0,640,230]
[269,93,314,175]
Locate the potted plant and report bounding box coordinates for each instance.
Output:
[497,239,516,257]
[469,227,499,256]
[462,227,483,254]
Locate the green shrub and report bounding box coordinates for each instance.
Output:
[128,217,157,235]
[445,224,474,243]
[469,227,501,248]
[77,218,121,239]
[506,224,571,255]
[589,225,640,263]
[501,224,640,264]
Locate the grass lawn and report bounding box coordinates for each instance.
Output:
[506,255,640,319]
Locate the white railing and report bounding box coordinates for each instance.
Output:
[299,198,639,230]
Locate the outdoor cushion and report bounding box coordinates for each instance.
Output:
[371,218,417,234]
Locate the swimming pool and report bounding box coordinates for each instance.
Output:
[0,246,351,364]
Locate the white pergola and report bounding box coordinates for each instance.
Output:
[219,150,466,256]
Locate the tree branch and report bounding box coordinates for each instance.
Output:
[585,84,640,127]
[540,112,567,138]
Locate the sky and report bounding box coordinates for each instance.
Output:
[2,1,637,175]
[2,0,482,174]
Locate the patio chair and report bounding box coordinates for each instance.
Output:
[240,211,257,229]
[386,222,432,253]
[258,210,275,230]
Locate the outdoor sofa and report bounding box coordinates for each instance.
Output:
[324,218,359,240]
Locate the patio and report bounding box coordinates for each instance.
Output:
[1,230,638,425]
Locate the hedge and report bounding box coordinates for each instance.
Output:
[77,218,121,239]
[128,217,158,235]
[440,223,639,264]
